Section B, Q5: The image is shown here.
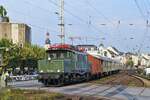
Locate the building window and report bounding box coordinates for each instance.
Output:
[104,51,107,56]
[88,48,91,51]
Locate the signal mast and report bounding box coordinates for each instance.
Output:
[45,32,51,50]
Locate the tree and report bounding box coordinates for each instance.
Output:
[20,43,45,60]
[0,39,15,74]
[126,58,134,69]
[18,43,45,73]
[0,39,46,74]
[0,39,17,66]
[31,45,46,60]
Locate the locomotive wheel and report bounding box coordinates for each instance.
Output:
[76,74,81,82]
[58,79,61,85]
[43,79,48,86]
[55,77,64,86]
[97,74,101,79]
[54,79,59,85]
[86,73,91,81]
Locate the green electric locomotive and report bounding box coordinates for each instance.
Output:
[38,44,90,85]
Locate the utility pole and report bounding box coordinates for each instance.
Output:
[86,16,91,44]
[137,20,149,68]
[58,0,65,44]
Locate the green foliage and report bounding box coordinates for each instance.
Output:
[0,39,17,67]
[0,39,46,72]
[126,58,134,68]
[20,43,45,60]
[0,39,12,47]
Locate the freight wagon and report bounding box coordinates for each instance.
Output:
[87,54,121,79]
[38,44,123,86]
[87,54,102,79]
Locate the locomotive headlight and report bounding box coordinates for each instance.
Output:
[57,70,60,72]
[40,70,43,73]
[48,57,51,61]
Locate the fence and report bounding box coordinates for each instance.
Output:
[8,75,38,82]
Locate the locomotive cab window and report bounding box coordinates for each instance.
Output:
[47,50,73,59]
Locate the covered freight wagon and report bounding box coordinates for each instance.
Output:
[88,54,102,78]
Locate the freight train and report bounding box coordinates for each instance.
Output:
[38,44,123,86]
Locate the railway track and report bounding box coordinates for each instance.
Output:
[85,71,146,99]
[90,71,145,87]
[131,75,147,96]
[8,71,149,100]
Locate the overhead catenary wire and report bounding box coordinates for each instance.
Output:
[142,0,150,18]
[47,0,86,23]
[134,0,146,20]
[86,0,115,26]
[145,0,150,18]
[6,5,58,33]
[134,0,150,53]
[7,0,59,33]
[3,0,150,52]
[6,0,104,43]
[146,0,150,9]
[138,20,149,53]
[23,0,54,16]
[21,0,150,52]
[47,0,104,34]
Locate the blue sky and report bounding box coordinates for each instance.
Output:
[0,0,150,53]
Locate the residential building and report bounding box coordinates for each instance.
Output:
[132,54,140,66]
[140,54,150,67]
[97,44,122,59]
[107,46,122,56]
[141,57,149,67]
[123,53,150,68]
[0,22,31,45]
[77,44,122,59]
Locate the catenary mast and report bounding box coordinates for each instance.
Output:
[58,0,65,44]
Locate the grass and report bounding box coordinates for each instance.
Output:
[0,88,64,100]
[128,81,138,87]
